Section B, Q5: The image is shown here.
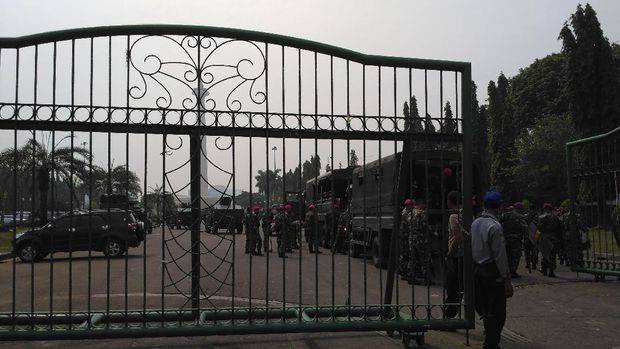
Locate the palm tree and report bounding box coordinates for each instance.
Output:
[0,136,92,225]
[91,165,142,203]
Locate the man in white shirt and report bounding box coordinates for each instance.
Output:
[471,191,513,349]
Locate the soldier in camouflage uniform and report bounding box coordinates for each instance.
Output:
[252,207,263,255]
[410,203,431,285]
[538,203,563,277]
[284,204,296,252]
[244,207,254,254]
[305,204,321,253]
[333,208,350,254]
[522,205,539,271]
[261,206,275,253]
[398,199,416,280]
[273,205,288,258]
[500,203,528,278]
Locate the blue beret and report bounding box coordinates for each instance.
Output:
[483,191,503,203]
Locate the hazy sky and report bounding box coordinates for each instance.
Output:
[1,0,619,197]
[1,0,619,101]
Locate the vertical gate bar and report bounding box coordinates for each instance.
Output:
[231,116,237,325]
[423,69,431,319]
[392,66,399,313]
[88,36,94,328]
[408,67,415,311]
[330,127,335,319]
[106,35,112,328]
[439,70,446,318]
[455,71,464,319]
[124,34,131,327]
[11,47,18,331]
[329,54,335,320]
[161,131,166,327]
[297,47,303,323]
[280,45,286,322]
[30,111,36,328]
[362,64,368,318]
[68,38,76,330]
[248,106,254,323]
[190,135,201,314]
[31,44,39,326]
[461,65,474,325]
[377,66,383,311]
[141,55,148,328]
[313,50,319,322]
[49,42,57,329]
[264,42,270,322]
[345,59,351,321]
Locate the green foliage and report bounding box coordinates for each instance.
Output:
[559,4,620,137]
[560,199,571,209]
[349,150,359,167]
[403,95,424,133]
[510,114,576,206]
[510,53,568,130]
[611,202,620,224]
[442,101,457,134]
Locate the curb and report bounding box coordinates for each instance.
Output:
[0,252,15,261]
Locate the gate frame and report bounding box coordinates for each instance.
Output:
[0,25,474,340]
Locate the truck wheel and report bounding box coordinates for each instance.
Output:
[17,242,42,263]
[349,241,362,258]
[371,236,387,269]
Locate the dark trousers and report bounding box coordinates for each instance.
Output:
[474,262,507,349]
[444,256,463,318]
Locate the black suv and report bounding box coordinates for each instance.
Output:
[13,209,143,263]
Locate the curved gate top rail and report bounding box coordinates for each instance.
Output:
[0,25,471,141]
[0,25,470,71]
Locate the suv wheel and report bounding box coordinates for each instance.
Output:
[17,243,41,263]
[103,238,126,257]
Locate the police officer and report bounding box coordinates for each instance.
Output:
[538,203,563,277]
[471,191,513,349]
[500,203,528,278]
[399,199,415,280]
[305,204,322,254]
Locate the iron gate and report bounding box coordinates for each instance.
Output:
[567,126,620,278]
[0,26,474,340]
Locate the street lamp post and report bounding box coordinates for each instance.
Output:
[272,146,277,170]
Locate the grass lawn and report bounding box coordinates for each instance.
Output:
[587,227,620,256]
[0,227,29,253]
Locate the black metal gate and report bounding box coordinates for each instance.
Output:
[567,127,620,278]
[0,26,474,340]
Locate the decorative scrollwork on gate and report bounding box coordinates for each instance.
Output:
[128,35,266,112]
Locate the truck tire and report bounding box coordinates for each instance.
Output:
[371,235,387,269]
[349,241,362,258]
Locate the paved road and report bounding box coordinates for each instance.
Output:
[0,228,618,348]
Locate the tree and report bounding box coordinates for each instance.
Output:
[442,101,457,134]
[510,53,568,131]
[349,150,359,167]
[510,114,576,206]
[302,155,321,184]
[92,165,142,201]
[559,4,620,137]
[0,136,92,224]
[424,113,436,133]
[403,95,424,133]
[325,163,331,172]
[487,73,516,197]
[254,168,283,203]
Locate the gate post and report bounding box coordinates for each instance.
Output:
[190,131,202,313]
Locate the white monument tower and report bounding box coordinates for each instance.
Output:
[193,82,210,208]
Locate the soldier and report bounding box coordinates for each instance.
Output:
[445,191,464,319]
[252,207,263,256]
[500,203,528,278]
[522,204,539,271]
[244,207,254,254]
[327,203,342,253]
[410,202,432,285]
[538,203,563,277]
[333,207,351,254]
[305,204,322,253]
[399,199,415,280]
[261,205,275,253]
[284,204,300,250]
[273,204,288,258]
